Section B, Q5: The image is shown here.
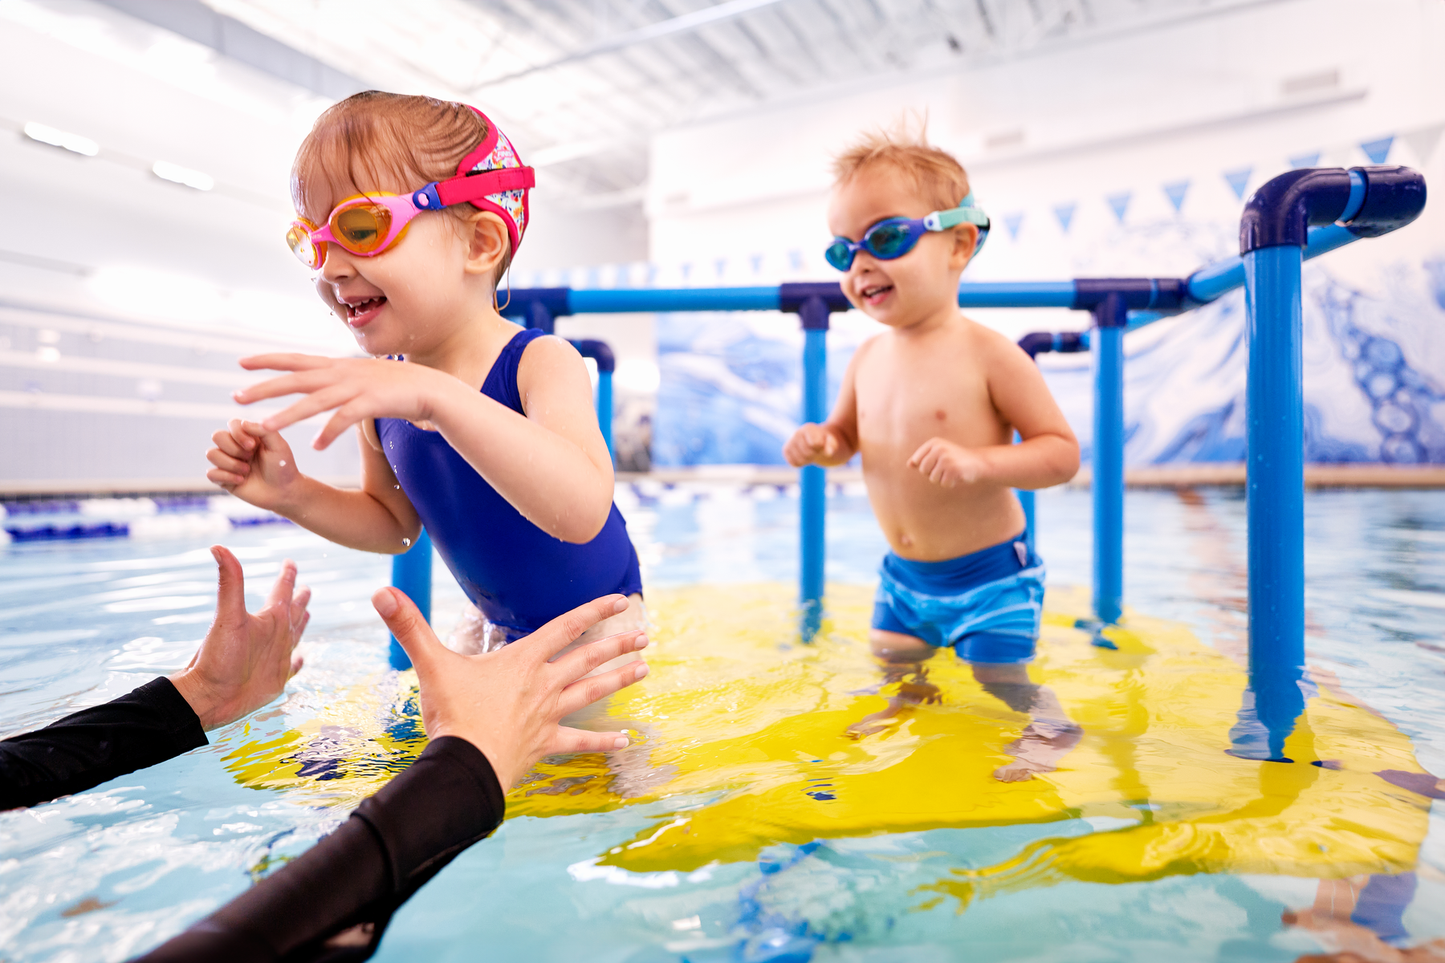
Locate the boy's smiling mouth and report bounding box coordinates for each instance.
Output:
[859,283,893,306]
[341,295,387,328]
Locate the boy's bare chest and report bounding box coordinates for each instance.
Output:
[854,339,999,445]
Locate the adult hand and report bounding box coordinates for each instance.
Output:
[234,354,450,450]
[169,546,310,730]
[908,436,990,488]
[783,423,838,468]
[373,589,650,789]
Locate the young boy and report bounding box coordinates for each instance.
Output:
[783,128,1082,782]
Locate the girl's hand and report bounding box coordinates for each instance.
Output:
[234,354,448,450]
[206,419,302,509]
[373,590,651,789]
[784,423,839,468]
[908,437,990,488]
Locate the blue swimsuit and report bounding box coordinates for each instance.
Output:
[376,327,642,640]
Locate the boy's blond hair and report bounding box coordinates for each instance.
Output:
[832,119,971,212]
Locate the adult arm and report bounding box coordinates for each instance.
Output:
[134,592,650,962]
[0,547,308,811]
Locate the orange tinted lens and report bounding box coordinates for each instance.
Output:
[286,223,321,268]
[332,204,392,254]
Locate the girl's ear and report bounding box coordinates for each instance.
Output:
[461,211,510,280]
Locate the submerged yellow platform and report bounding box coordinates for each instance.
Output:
[225,583,1432,895]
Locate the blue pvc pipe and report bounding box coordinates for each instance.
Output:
[800,327,828,637]
[568,287,779,314]
[597,368,613,456]
[958,281,1077,308]
[1241,244,1307,757]
[1092,323,1124,624]
[1017,489,1036,554]
[1185,224,1359,305]
[389,529,433,670]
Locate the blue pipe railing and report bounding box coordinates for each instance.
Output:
[393,166,1424,695]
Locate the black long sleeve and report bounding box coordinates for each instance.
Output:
[0,677,207,810]
[134,735,505,963]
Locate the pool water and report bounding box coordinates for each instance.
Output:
[1,485,1443,962]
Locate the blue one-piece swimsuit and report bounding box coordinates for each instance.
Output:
[376,327,643,641]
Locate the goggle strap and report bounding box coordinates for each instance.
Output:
[924,206,991,231]
[425,167,536,209]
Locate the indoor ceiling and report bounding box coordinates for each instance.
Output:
[198,0,1281,210]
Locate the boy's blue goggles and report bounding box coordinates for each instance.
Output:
[825,194,990,272]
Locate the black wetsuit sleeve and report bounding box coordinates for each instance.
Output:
[134,735,505,963]
[0,677,208,811]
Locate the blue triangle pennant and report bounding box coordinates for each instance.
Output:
[1163,180,1190,213]
[1053,203,1076,234]
[1224,167,1252,200]
[1360,136,1393,164]
[1003,212,1024,240]
[1106,191,1131,223]
[1289,150,1321,169]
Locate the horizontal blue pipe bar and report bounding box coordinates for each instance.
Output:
[567,287,780,313]
[957,281,1077,308]
[1185,224,1359,305]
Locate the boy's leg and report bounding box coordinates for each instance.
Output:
[847,629,943,738]
[968,659,1082,782]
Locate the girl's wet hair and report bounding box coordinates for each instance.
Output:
[292,91,513,276]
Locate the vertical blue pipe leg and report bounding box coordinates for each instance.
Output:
[389,529,432,670]
[1091,296,1126,625]
[597,368,614,458]
[1017,489,1036,555]
[799,298,830,640]
[1236,244,1307,760]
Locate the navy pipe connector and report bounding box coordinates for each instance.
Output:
[1071,278,1187,313]
[1341,165,1427,238]
[500,287,570,333]
[570,338,616,373]
[779,282,851,316]
[1018,330,1087,359]
[1235,166,1424,254]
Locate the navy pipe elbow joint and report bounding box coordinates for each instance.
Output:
[1239,166,1426,254]
[1341,165,1427,239]
[1018,330,1087,359]
[500,287,571,332]
[570,339,615,373]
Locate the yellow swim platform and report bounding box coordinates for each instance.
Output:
[224,582,1432,902]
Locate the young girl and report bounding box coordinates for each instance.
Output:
[205,92,644,658]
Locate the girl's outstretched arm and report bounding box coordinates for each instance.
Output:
[235,342,615,544]
[207,418,421,553]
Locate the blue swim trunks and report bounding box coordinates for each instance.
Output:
[872,533,1045,664]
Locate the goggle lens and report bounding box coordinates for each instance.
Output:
[333,204,391,253]
[866,222,914,258]
[824,240,853,271]
[286,222,321,269]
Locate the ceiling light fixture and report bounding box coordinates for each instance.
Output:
[22,121,99,156]
[152,160,215,191]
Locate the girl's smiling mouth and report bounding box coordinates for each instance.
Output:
[343,296,387,327]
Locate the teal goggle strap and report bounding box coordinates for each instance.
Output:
[923,192,991,257]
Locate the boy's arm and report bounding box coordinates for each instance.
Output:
[784,343,863,468]
[909,332,1079,490]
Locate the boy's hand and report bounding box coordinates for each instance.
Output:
[234,354,450,450]
[784,423,839,468]
[374,590,650,789]
[206,419,302,510]
[908,437,990,488]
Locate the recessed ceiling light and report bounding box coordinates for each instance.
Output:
[22,121,99,157]
[152,160,215,192]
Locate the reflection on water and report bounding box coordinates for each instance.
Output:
[0,487,1443,962]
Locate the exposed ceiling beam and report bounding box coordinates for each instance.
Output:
[472,0,791,90]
